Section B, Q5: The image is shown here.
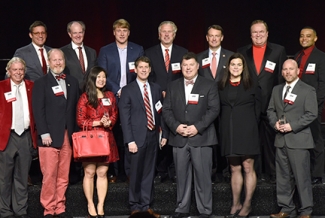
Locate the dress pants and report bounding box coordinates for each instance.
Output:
[129,129,157,211]
[0,131,32,217]
[309,113,324,178]
[276,146,313,215]
[255,117,276,177]
[39,130,72,216]
[173,144,212,215]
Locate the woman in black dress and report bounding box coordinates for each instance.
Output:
[218,53,261,218]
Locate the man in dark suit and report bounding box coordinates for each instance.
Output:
[145,21,188,183]
[238,20,287,183]
[197,24,234,182]
[61,21,97,90]
[294,27,325,184]
[14,21,51,81]
[32,49,79,218]
[163,52,219,218]
[98,19,144,181]
[267,59,316,218]
[119,56,167,218]
[0,57,37,218]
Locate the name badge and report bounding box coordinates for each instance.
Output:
[284,93,297,105]
[155,100,162,113]
[52,85,64,96]
[4,91,16,102]
[264,60,276,73]
[202,58,210,68]
[171,63,181,74]
[306,63,316,74]
[188,94,199,105]
[102,98,111,106]
[128,62,135,73]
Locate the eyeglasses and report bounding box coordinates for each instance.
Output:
[32,32,47,36]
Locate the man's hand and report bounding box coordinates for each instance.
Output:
[176,124,188,137]
[128,142,138,153]
[161,138,167,147]
[186,125,198,137]
[279,123,292,133]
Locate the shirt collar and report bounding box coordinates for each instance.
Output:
[285,78,299,90]
[209,47,221,56]
[302,45,315,55]
[71,41,83,50]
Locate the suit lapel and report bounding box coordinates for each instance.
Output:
[68,44,83,72]
[246,45,258,76]
[217,48,227,81]
[155,45,167,73]
[113,43,122,81]
[132,81,146,112]
[260,44,272,75]
[28,43,43,77]
[202,50,214,80]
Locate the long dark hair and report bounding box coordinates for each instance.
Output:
[218,53,252,90]
[85,66,107,108]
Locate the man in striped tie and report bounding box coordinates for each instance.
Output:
[119,56,168,218]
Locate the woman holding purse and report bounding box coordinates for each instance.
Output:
[76,66,119,218]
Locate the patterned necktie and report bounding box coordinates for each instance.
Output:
[185,79,194,86]
[283,85,291,100]
[39,48,47,75]
[78,47,85,73]
[55,74,66,81]
[211,52,217,79]
[15,84,24,135]
[165,49,170,72]
[144,84,155,130]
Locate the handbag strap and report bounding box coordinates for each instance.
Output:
[82,119,91,132]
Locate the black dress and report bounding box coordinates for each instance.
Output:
[219,81,261,157]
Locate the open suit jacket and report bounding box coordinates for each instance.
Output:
[118,80,168,146]
[14,43,52,81]
[197,48,234,82]
[294,47,325,110]
[238,42,287,114]
[97,41,144,95]
[267,80,317,149]
[61,43,97,90]
[162,75,219,147]
[0,79,37,150]
[145,44,188,91]
[32,72,79,148]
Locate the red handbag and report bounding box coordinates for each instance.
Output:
[72,120,110,159]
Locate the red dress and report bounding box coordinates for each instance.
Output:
[76,91,119,163]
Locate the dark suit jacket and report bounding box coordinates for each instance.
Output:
[0,79,37,151]
[61,43,97,90]
[294,47,325,110]
[162,75,219,147]
[118,80,168,147]
[267,80,317,149]
[14,43,52,81]
[97,41,144,95]
[32,72,79,148]
[145,44,188,91]
[197,48,234,82]
[238,42,287,114]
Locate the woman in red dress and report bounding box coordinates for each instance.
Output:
[76,66,119,218]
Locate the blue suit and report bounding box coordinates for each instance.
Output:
[97,41,144,94]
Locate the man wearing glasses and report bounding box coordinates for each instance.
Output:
[14,21,52,81]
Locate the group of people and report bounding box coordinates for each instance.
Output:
[0,17,324,218]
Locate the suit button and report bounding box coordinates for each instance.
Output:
[185,111,187,113]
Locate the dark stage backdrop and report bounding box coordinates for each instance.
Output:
[1,0,325,79]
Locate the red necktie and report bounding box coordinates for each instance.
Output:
[39,48,47,75]
[211,52,217,79]
[165,49,170,72]
[55,74,66,81]
[144,84,155,130]
[78,47,85,73]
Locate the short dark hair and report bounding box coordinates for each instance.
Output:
[135,56,151,68]
[182,52,198,63]
[29,21,47,33]
[207,25,224,35]
[301,26,317,36]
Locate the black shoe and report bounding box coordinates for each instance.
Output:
[199,214,211,218]
[224,209,241,218]
[169,212,190,218]
[57,212,72,218]
[17,215,31,218]
[223,174,231,183]
[311,177,322,184]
